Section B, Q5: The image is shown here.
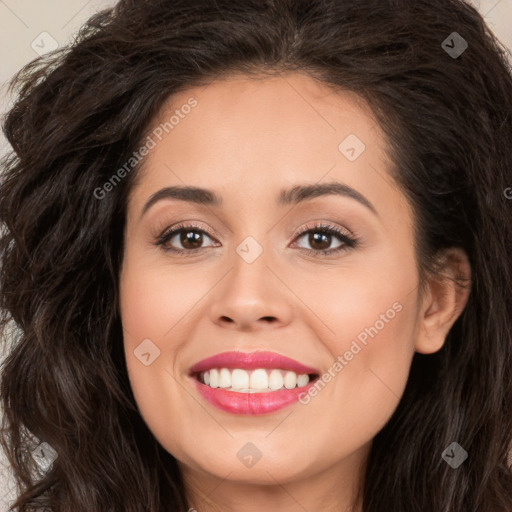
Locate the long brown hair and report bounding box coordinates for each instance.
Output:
[1,0,511,510]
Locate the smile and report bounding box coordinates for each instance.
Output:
[189,351,320,415]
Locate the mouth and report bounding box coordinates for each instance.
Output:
[189,351,320,415]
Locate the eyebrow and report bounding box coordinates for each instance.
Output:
[140,181,377,218]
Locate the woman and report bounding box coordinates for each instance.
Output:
[1,0,511,510]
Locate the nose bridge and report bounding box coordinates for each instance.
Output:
[208,231,294,330]
[228,233,276,306]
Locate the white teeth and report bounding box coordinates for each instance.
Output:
[297,373,309,387]
[250,369,269,390]
[218,368,231,388]
[231,369,249,390]
[283,371,297,389]
[200,368,313,392]
[209,369,219,388]
[268,369,284,390]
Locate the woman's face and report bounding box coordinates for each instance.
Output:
[120,73,426,499]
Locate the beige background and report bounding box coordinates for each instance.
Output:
[0,0,511,508]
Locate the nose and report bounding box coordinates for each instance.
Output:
[208,250,294,331]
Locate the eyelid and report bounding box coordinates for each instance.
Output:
[155,220,215,240]
[293,221,354,239]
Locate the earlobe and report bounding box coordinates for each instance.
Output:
[415,248,471,355]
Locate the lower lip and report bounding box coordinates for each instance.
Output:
[193,379,316,415]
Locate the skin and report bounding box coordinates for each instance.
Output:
[119,73,470,512]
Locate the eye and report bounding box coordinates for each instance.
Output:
[155,222,219,254]
[291,221,358,256]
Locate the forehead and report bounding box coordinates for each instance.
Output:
[137,75,379,174]
[127,73,409,226]
[153,73,380,160]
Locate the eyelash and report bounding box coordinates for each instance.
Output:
[155,221,359,257]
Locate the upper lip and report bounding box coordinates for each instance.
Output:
[189,351,319,375]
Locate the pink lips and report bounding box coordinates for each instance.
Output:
[190,351,318,374]
[189,351,319,415]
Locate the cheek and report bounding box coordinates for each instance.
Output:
[119,249,216,345]
[293,297,417,466]
[296,247,419,442]
[119,251,229,454]
[327,309,417,448]
[119,254,187,434]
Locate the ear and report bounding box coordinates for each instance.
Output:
[415,248,471,354]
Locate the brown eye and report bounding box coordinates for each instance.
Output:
[156,224,218,253]
[178,230,204,250]
[292,222,358,257]
[306,232,335,251]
